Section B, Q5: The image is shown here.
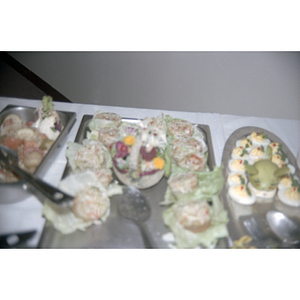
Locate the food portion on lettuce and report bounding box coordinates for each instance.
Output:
[66,139,112,173]
[42,170,122,234]
[160,115,228,248]
[87,111,122,147]
[162,166,225,206]
[165,115,208,173]
[162,166,228,248]
[163,195,228,249]
[42,112,124,234]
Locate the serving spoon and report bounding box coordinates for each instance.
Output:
[266,211,300,248]
[0,144,73,204]
[118,186,156,248]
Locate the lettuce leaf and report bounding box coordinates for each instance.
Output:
[41,95,54,116]
[65,141,83,172]
[42,170,123,235]
[42,199,93,235]
[88,118,116,131]
[162,165,225,205]
[163,145,172,178]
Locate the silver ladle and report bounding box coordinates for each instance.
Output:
[266,210,300,248]
[0,144,73,204]
[118,186,156,248]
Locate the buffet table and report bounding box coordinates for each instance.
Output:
[1,96,299,248]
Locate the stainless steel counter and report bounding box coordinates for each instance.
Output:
[1,96,299,248]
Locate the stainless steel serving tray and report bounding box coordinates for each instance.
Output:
[38,114,226,248]
[0,105,77,204]
[221,126,300,247]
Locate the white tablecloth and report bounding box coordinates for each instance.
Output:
[1,97,299,247]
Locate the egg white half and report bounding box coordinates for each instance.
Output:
[231,147,249,160]
[227,172,247,186]
[228,185,256,205]
[228,159,246,173]
[278,175,299,190]
[278,188,300,207]
[287,164,295,175]
[247,134,270,147]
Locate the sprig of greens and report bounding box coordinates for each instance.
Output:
[240,148,248,157]
[290,174,300,192]
[275,144,287,161]
[246,186,251,196]
[41,95,54,116]
[239,175,245,185]
[259,132,268,139]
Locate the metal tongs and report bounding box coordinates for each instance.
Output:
[0,144,73,204]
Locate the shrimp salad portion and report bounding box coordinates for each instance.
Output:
[0,96,63,182]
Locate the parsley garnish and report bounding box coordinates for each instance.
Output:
[246,186,251,196]
[41,95,54,116]
[240,149,248,157]
[259,132,268,139]
[239,176,245,185]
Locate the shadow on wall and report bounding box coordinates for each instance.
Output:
[7,51,300,120]
[0,52,72,102]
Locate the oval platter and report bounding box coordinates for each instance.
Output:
[221,126,300,248]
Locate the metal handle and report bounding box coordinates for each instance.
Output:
[136,221,156,249]
[11,165,73,204]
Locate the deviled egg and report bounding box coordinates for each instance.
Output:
[231,146,249,160]
[248,131,270,147]
[248,145,271,164]
[278,186,300,207]
[269,142,280,154]
[228,159,246,172]
[271,153,288,168]
[278,174,299,190]
[227,172,247,186]
[228,184,256,205]
[235,137,253,149]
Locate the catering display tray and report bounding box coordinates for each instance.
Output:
[0,105,76,204]
[221,126,300,247]
[39,114,227,248]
